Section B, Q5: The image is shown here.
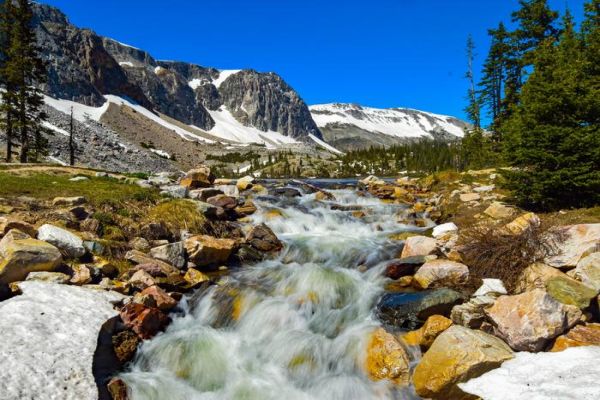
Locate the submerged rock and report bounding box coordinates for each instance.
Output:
[413,325,513,400]
[376,288,464,330]
[365,327,410,386]
[485,289,582,351]
[246,224,283,253]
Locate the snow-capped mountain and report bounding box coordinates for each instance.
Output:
[310,103,469,151]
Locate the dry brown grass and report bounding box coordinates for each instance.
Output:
[459,217,565,293]
[146,199,208,234]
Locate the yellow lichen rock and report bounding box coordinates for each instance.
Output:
[365,327,410,386]
[413,325,513,399]
[551,323,600,352]
[402,315,453,349]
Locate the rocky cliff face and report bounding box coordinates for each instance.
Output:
[219,71,322,140]
[31,3,320,140]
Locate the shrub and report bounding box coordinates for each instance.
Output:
[458,218,564,293]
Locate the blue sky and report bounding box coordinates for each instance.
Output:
[39,0,586,122]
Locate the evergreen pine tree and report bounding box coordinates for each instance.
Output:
[0,0,16,162]
[464,35,482,129]
[502,10,600,210]
[479,23,510,132]
[2,0,48,163]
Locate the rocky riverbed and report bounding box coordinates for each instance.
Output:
[0,166,599,399]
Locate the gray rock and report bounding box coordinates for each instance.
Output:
[160,185,188,199]
[38,224,86,259]
[150,242,187,270]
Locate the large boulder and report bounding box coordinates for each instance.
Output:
[413,325,514,400]
[184,235,236,268]
[573,252,600,292]
[37,224,86,259]
[364,327,410,386]
[376,288,464,330]
[149,242,187,270]
[236,175,255,191]
[484,202,516,220]
[400,235,437,258]
[485,289,582,351]
[550,323,600,352]
[546,224,600,268]
[414,259,469,289]
[119,303,170,340]
[0,217,37,237]
[515,262,564,293]
[180,166,215,189]
[432,223,458,238]
[504,212,540,234]
[52,196,86,206]
[545,275,597,309]
[451,280,505,329]
[0,238,62,284]
[246,224,283,253]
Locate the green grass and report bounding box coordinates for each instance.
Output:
[0,171,159,207]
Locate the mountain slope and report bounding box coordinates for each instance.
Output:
[31,3,322,149]
[310,103,469,151]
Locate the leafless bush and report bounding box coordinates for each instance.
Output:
[459,218,565,293]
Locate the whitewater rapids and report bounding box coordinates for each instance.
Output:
[120,184,426,399]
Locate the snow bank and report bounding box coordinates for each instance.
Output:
[459,346,600,400]
[0,281,124,400]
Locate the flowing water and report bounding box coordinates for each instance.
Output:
[121,182,428,400]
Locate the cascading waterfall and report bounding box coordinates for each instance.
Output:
[121,183,426,400]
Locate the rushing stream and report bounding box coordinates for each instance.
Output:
[121,182,428,399]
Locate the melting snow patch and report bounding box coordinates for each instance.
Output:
[309,133,344,155]
[0,281,124,400]
[150,148,171,159]
[459,346,600,400]
[212,69,242,88]
[207,106,298,147]
[119,61,134,67]
[42,121,70,136]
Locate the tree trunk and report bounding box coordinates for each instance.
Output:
[5,109,13,163]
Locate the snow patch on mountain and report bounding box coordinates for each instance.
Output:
[206,106,299,148]
[309,134,343,155]
[44,94,215,144]
[213,70,242,88]
[310,103,466,139]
